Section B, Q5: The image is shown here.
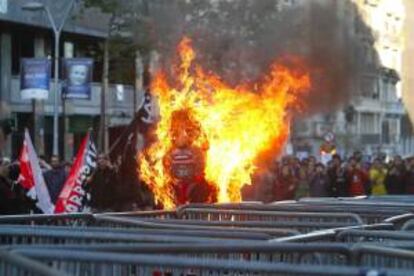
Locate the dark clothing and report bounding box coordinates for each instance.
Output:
[404,170,414,194]
[43,168,67,204]
[309,172,329,197]
[385,165,406,194]
[88,167,117,211]
[274,166,297,201]
[327,166,348,197]
[0,175,34,214]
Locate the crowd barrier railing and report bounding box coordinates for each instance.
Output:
[0,249,64,276]
[11,248,410,276]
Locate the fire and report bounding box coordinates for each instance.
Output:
[139,37,311,209]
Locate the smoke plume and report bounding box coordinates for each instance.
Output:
[136,0,377,115]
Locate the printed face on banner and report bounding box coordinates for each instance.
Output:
[69,65,89,86]
[63,58,93,100]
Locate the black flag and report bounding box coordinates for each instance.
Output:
[108,91,156,210]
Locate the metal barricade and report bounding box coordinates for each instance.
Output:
[352,245,414,270]
[0,226,259,246]
[178,203,396,224]
[8,242,352,266]
[0,213,95,226]
[100,210,177,219]
[273,223,394,243]
[0,249,63,276]
[95,215,300,237]
[0,224,273,241]
[178,208,363,224]
[14,248,408,276]
[401,218,414,231]
[336,230,414,243]
[384,213,414,229]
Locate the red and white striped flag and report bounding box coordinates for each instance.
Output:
[54,131,97,213]
[18,129,54,214]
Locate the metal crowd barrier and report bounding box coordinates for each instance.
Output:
[0,249,63,276]
[7,242,351,266]
[0,213,94,226]
[178,202,406,224]
[0,197,413,275]
[94,215,300,237]
[100,210,177,219]
[7,242,414,271]
[353,244,414,270]
[0,211,178,227]
[273,223,394,243]
[401,218,414,231]
[178,208,363,224]
[12,249,410,276]
[107,216,362,234]
[0,226,262,246]
[0,224,273,241]
[336,230,414,243]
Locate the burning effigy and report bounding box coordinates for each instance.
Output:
[138,37,311,209]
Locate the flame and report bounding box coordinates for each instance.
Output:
[139,37,311,209]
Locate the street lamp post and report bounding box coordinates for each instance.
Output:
[22,1,76,157]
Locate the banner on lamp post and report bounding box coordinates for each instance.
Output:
[62,58,93,99]
[20,58,51,100]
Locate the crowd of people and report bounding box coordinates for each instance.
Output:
[1,150,414,215]
[246,152,414,203]
[0,153,153,215]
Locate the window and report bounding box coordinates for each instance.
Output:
[11,29,35,75]
[361,76,378,98]
[361,113,377,134]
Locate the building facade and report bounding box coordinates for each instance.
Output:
[290,0,409,159]
[0,0,140,160]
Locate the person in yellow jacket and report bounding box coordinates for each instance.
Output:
[369,158,387,195]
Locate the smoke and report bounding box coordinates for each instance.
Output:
[137,0,377,115]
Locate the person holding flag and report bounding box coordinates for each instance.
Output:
[54,131,97,213]
[17,129,54,214]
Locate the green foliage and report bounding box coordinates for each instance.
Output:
[83,0,119,14]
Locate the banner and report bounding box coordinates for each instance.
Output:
[17,129,54,214]
[63,58,93,99]
[54,132,97,213]
[116,84,124,101]
[20,58,51,100]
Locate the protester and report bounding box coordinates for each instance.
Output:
[404,157,414,194]
[295,159,310,199]
[327,154,348,197]
[43,155,67,204]
[0,159,33,214]
[309,163,329,197]
[385,155,406,194]
[346,157,369,196]
[86,153,117,212]
[369,158,387,195]
[39,155,52,172]
[273,157,297,201]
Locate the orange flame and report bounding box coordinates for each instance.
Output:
[139,37,311,209]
